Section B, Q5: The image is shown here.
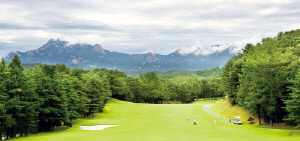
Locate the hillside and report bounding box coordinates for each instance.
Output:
[210,98,261,125]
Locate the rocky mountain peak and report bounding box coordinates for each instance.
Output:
[5,52,15,60]
[145,52,159,63]
[93,44,106,54]
[47,38,55,44]
[44,38,70,48]
[146,51,155,56]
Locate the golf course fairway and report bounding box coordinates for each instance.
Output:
[10,99,300,141]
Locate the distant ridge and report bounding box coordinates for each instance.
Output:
[5,39,236,71]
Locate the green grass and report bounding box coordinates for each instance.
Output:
[210,99,298,130]
[11,99,300,141]
[210,99,262,125]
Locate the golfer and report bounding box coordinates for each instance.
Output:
[186,117,189,123]
[194,119,197,125]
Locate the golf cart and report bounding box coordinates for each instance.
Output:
[233,116,242,125]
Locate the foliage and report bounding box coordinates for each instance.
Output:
[284,71,300,128]
[221,29,300,126]
[248,117,254,123]
[22,63,42,71]
[0,56,113,139]
[195,67,222,77]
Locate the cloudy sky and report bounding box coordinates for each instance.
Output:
[1,0,300,57]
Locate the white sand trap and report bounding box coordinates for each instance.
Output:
[80,125,118,130]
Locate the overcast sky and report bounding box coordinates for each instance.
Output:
[1,0,300,57]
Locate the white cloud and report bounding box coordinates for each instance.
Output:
[258,7,280,15]
[0,0,299,58]
[0,41,14,44]
[178,35,262,55]
[178,41,233,56]
[232,35,262,53]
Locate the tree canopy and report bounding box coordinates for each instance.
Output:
[222,29,300,127]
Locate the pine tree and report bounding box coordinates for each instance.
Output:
[176,83,191,103]
[84,72,111,117]
[222,54,243,104]
[18,71,39,136]
[126,77,144,103]
[140,72,165,103]
[0,58,10,139]
[2,55,39,138]
[285,71,300,128]
[66,77,89,121]
[32,65,68,132]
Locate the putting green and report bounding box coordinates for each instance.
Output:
[11,99,300,141]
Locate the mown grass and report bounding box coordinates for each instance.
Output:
[10,99,300,141]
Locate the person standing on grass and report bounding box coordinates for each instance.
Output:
[214,119,216,125]
[186,117,189,123]
[229,117,231,123]
[212,119,214,125]
[194,119,197,125]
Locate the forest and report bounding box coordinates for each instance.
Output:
[0,55,222,140]
[222,29,300,127]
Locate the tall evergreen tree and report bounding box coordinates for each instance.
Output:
[32,65,68,132]
[285,71,300,128]
[126,77,145,103]
[176,83,191,103]
[0,58,10,140]
[3,55,39,138]
[140,72,165,103]
[84,72,111,117]
[222,54,243,104]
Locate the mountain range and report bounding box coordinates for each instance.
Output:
[5,39,237,71]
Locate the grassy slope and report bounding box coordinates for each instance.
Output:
[210,99,261,125]
[210,99,298,130]
[11,99,300,141]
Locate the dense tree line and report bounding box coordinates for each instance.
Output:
[222,29,300,127]
[111,71,224,104]
[0,56,112,140]
[195,67,222,77]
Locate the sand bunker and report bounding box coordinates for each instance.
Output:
[80,125,118,130]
